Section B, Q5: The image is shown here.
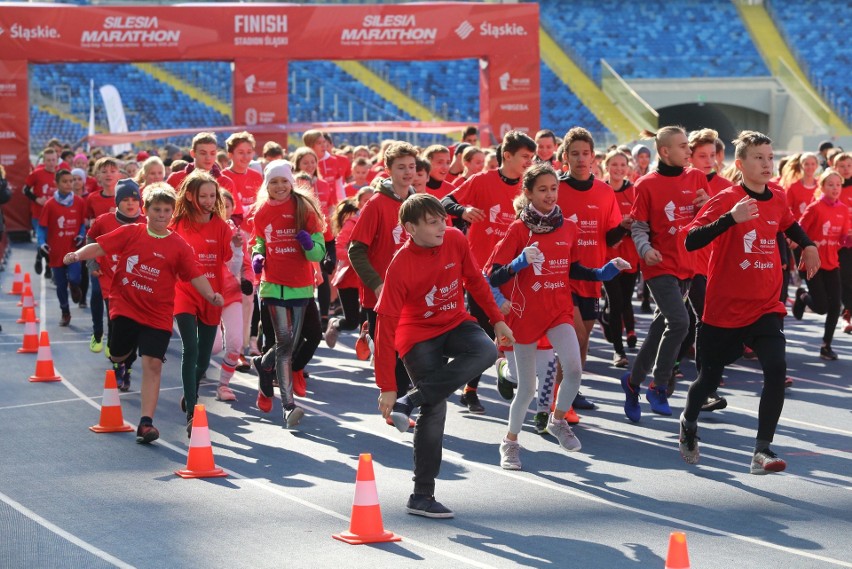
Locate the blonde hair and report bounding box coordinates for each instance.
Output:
[813,168,844,201]
[134,156,165,185]
[641,126,686,152]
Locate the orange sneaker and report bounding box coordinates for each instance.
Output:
[386,415,415,429]
[293,369,307,397]
[256,392,273,413]
[564,407,580,425]
[355,321,372,361]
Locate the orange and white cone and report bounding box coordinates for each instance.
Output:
[90,370,134,433]
[175,404,227,479]
[333,453,400,545]
[17,317,39,354]
[665,531,691,569]
[29,331,61,382]
[8,263,23,295]
[16,287,39,323]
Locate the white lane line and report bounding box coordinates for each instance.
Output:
[0,490,136,569]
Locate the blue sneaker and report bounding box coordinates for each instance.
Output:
[646,385,672,416]
[621,372,641,422]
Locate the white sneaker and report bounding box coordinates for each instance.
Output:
[216,384,237,402]
[548,414,582,452]
[325,317,340,349]
[499,438,522,470]
[285,406,305,428]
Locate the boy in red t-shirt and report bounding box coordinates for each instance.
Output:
[38,169,86,326]
[679,131,819,474]
[166,132,236,196]
[349,141,418,406]
[224,131,264,223]
[65,184,224,444]
[377,194,513,518]
[422,145,455,200]
[24,148,59,277]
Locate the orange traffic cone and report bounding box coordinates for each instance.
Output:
[16,287,39,323]
[8,263,22,295]
[17,316,39,354]
[90,370,134,433]
[175,404,227,479]
[333,453,400,545]
[665,531,691,569]
[29,331,61,382]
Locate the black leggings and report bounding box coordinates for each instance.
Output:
[317,271,331,325]
[603,270,638,354]
[804,267,842,346]
[838,248,852,313]
[337,287,362,330]
[684,314,786,444]
[677,273,706,365]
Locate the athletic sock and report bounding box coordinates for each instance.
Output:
[537,352,557,413]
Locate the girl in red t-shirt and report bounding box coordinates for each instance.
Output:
[171,171,234,435]
[488,163,628,469]
[793,169,850,360]
[250,160,326,428]
[326,198,364,347]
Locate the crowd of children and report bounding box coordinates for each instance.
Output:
[15,124,848,517]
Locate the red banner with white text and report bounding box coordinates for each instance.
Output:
[0,60,32,236]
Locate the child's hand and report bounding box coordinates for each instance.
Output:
[251,254,265,274]
[209,292,224,307]
[494,321,514,347]
[500,300,511,315]
[731,196,759,223]
[295,230,314,250]
[231,231,243,248]
[800,245,820,279]
[378,391,397,419]
[63,252,78,265]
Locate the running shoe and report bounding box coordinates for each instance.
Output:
[679,421,700,465]
[34,254,43,276]
[390,397,415,433]
[386,415,415,429]
[136,423,159,444]
[355,321,371,361]
[564,407,580,425]
[626,331,638,349]
[114,362,128,392]
[59,311,71,327]
[533,411,549,434]
[460,390,485,414]
[547,415,582,452]
[216,384,237,401]
[646,385,672,416]
[406,494,454,519]
[69,283,83,305]
[784,376,794,388]
[750,448,787,475]
[235,355,250,373]
[499,439,522,470]
[285,405,305,428]
[572,391,596,410]
[613,352,628,368]
[293,369,306,397]
[324,317,340,349]
[621,372,641,423]
[742,346,758,360]
[495,358,516,401]
[89,335,103,353]
[820,346,838,361]
[701,392,727,412]
[792,287,806,320]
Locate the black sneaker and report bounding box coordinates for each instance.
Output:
[495,358,515,401]
[626,331,638,349]
[390,396,415,433]
[34,254,43,276]
[252,356,275,398]
[679,421,700,465]
[459,390,485,414]
[406,494,454,519]
[533,411,549,435]
[701,392,728,412]
[136,423,160,444]
[572,391,596,410]
[44,266,53,280]
[820,346,838,361]
[59,311,71,327]
[69,283,83,305]
[114,362,128,392]
[792,287,806,320]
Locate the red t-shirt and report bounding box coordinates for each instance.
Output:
[607,181,640,273]
[785,180,816,220]
[318,153,346,203]
[799,198,850,271]
[313,177,337,215]
[693,172,733,276]
[85,191,116,221]
[87,212,146,297]
[224,167,264,216]
[24,167,57,220]
[172,216,233,326]
[425,179,455,201]
[688,185,795,328]
[374,228,503,391]
[84,177,99,196]
[39,195,86,268]
[251,196,322,289]
[557,176,622,298]
[331,215,360,289]
[344,182,368,198]
[349,190,409,309]
[96,224,202,332]
[488,218,579,344]
[166,168,236,196]
[631,168,711,280]
[448,169,522,268]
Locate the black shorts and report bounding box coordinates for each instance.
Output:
[108,316,172,362]
[572,293,600,321]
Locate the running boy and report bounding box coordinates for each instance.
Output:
[65,184,224,444]
[678,131,819,474]
[378,194,514,518]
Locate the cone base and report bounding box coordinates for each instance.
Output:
[29,375,61,382]
[332,530,401,545]
[17,317,40,324]
[18,347,39,354]
[175,468,228,479]
[90,424,135,433]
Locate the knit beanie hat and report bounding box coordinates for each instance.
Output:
[115,178,141,205]
[264,159,296,187]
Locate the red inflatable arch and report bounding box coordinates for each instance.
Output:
[0,2,540,234]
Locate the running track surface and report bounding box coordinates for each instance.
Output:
[1,244,850,569]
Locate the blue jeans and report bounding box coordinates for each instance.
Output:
[401,320,497,495]
[90,276,104,339]
[53,262,81,312]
